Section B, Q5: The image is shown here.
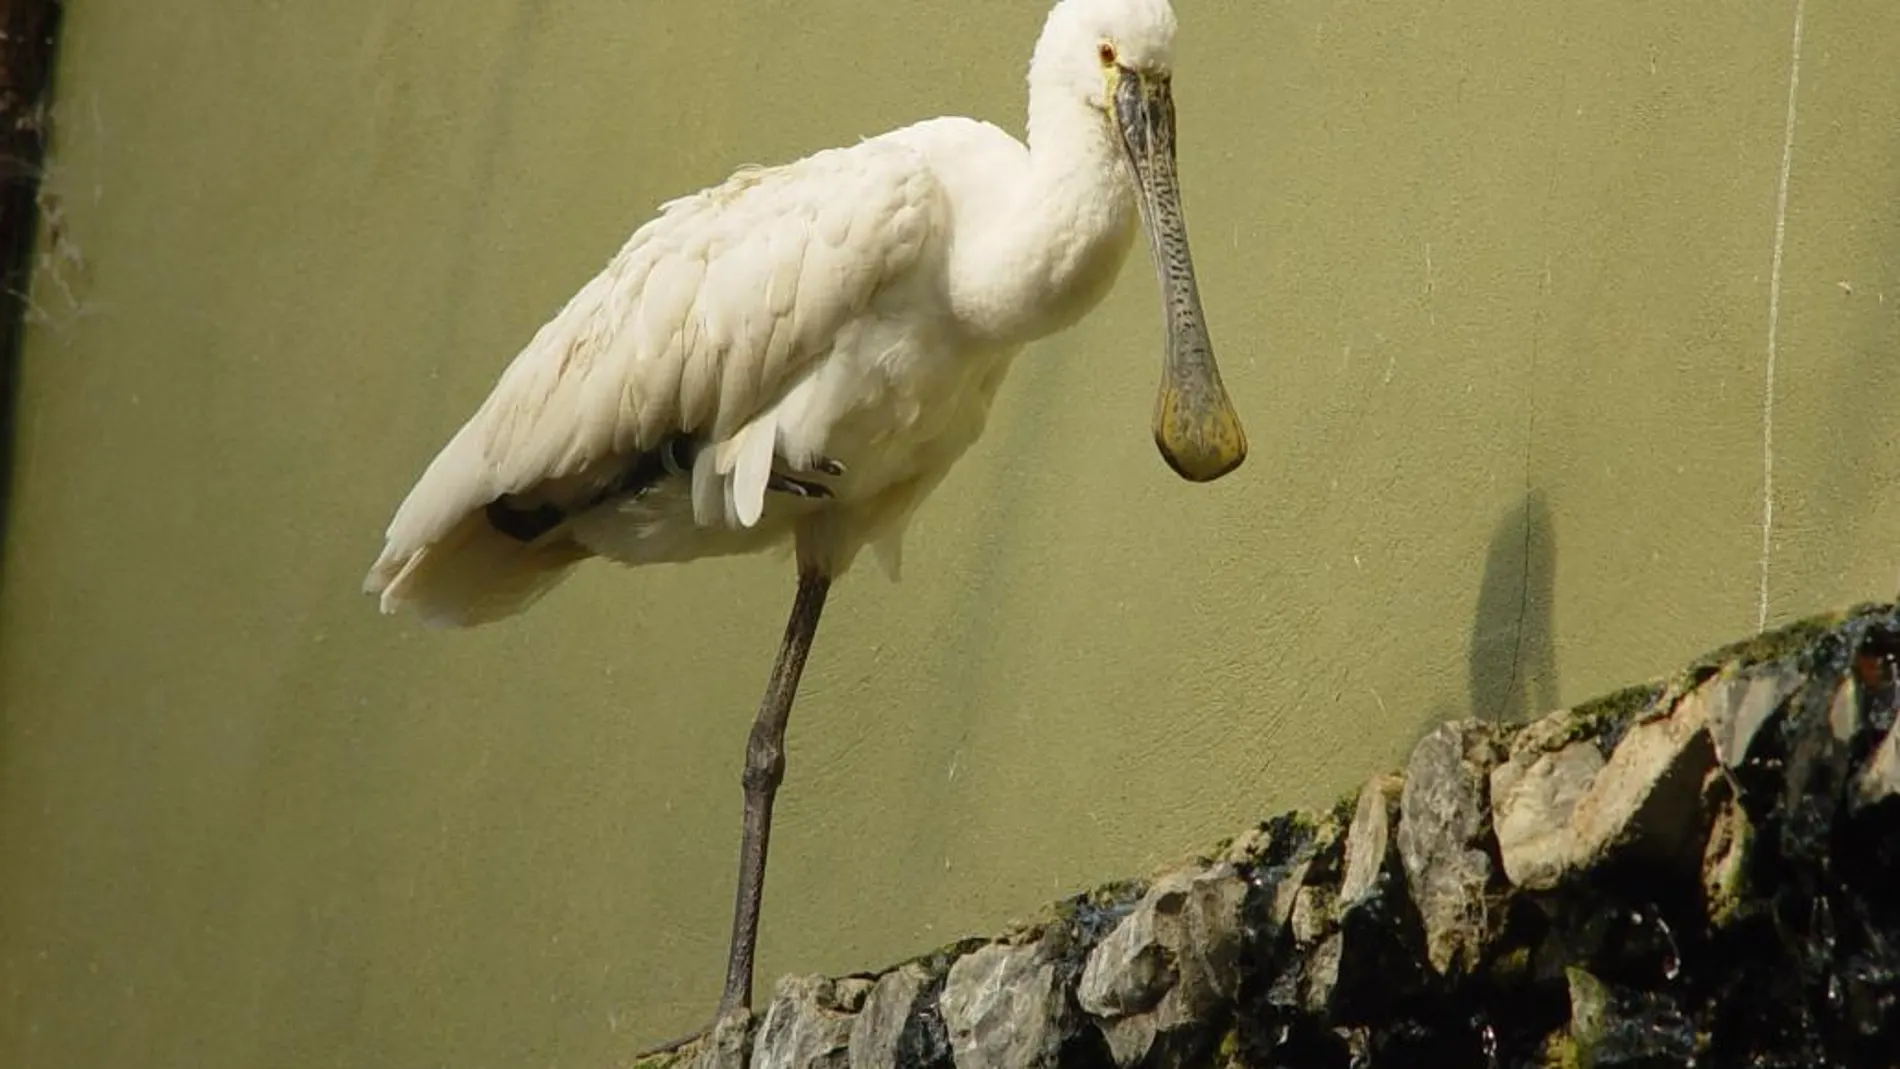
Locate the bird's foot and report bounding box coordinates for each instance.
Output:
[766,473,833,499]
[766,453,845,500]
[628,1006,753,1066]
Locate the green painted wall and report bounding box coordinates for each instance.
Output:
[2,1,1895,1065]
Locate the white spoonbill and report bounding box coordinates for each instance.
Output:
[364,0,1246,1050]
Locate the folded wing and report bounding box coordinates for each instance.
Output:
[365,137,947,615]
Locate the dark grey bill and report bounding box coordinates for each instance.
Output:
[1114,66,1247,483]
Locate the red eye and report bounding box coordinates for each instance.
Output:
[1098,42,1117,66]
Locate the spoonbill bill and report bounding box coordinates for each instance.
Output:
[364,0,1246,1050]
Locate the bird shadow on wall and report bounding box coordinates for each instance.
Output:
[1467,489,1559,725]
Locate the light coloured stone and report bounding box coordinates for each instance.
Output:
[1828,675,1861,741]
[940,942,1061,1069]
[1077,864,1246,1067]
[1851,718,1900,812]
[748,974,855,1069]
[688,1010,755,1069]
[1564,681,1717,872]
[1340,774,1403,909]
[1265,848,1317,938]
[1491,740,1605,889]
[1300,932,1344,1016]
[1288,883,1332,946]
[1705,661,1802,768]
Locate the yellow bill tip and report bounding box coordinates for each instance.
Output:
[1153,383,1247,483]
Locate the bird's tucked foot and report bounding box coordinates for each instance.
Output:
[765,453,845,499]
[767,472,833,499]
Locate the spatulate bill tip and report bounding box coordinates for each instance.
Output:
[1152,383,1247,483]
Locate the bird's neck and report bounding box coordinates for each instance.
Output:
[961,93,1138,346]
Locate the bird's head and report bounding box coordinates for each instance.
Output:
[1035,0,1247,483]
[1036,0,1177,113]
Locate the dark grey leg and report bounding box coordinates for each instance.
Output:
[718,566,830,1011]
[633,566,832,1058]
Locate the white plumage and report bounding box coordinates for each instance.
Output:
[365,139,950,623]
[364,0,1245,1047]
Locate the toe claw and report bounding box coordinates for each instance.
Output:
[767,473,833,499]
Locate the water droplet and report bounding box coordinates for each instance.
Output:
[1655,912,1682,980]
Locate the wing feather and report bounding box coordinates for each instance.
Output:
[729,413,778,529]
[367,137,947,596]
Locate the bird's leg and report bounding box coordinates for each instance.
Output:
[632,567,832,1060]
[722,567,829,1008]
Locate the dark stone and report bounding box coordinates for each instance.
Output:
[1561,966,1702,1066]
[847,964,937,1069]
[1853,716,1900,813]
[1326,774,1429,1021]
[1232,812,1346,1066]
[1705,658,1805,769]
[1777,675,1860,862]
[1700,768,1756,929]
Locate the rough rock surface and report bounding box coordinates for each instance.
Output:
[1396,720,1504,976]
[940,941,1064,1068]
[1491,730,1604,888]
[1560,680,1717,878]
[629,603,1900,1069]
[1077,863,1247,1065]
[749,974,869,1069]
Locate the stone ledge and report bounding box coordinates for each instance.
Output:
[633,603,1900,1069]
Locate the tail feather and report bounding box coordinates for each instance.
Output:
[364,511,589,628]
